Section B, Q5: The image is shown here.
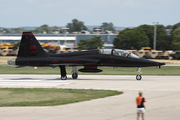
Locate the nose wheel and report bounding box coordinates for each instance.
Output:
[136,68,142,80]
[72,66,78,79]
[72,73,78,79]
[136,75,142,80]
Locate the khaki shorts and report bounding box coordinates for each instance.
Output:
[137,108,145,113]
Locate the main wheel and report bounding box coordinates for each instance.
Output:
[61,76,67,80]
[72,73,78,79]
[136,75,142,80]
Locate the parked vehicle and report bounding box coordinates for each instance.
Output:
[170,51,180,60]
[147,50,173,59]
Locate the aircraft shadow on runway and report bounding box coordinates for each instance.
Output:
[76,78,136,81]
[9,77,135,81]
[10,78,65,81]
[10,78,37,80]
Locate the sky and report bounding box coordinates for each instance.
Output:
[0,0,180,28]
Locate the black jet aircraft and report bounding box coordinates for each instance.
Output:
[7,32,165,80]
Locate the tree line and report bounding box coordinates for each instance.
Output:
[78,22,180,50]
[113,23,180,51]
[0,19,116,34]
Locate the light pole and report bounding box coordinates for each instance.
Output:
[153,22,158,51]
[62,28,69,45]
[0,28,2,45]
[73,32,77,48]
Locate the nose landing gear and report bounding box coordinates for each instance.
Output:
[72,66,78,79]
[72,73,78,79]
[136,68,142,80]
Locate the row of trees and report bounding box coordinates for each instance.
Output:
[2,19,179,34]
[0,19,116,34]
[78,22,180,50]
[113,23,180,50]
[78,36,105,50]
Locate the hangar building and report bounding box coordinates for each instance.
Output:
[0,33,117,49]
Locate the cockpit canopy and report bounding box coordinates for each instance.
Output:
[99,49,139,58]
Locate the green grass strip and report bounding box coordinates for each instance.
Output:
[0,88,123,107]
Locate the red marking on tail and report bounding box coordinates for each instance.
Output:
[30,45,36,49]
[22,33,33,36]
[31,50,37,54]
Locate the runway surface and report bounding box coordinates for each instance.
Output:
[0,75,180,120]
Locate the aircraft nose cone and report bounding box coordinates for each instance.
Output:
[149,61,165,66]
[158,62,166,66]
[155,62,166,68]
[138,58,166,67]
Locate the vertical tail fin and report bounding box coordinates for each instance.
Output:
[17,32,47,57]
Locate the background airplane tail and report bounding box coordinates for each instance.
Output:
[17,32,48,57]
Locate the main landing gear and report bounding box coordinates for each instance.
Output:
[136,68,142,80]
[59,66,78,80]
[59,66,67,80]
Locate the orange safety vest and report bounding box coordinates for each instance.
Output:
[136,96,143,105]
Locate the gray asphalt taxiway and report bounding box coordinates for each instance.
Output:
[1,75,180,120]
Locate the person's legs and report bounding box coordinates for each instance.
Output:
[142,113,144,120]
[137,113,140,120]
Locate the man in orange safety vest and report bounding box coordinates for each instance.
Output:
[136,91,146,120]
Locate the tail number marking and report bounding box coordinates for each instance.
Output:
[30,45,36,49]
[31,50,37,54]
